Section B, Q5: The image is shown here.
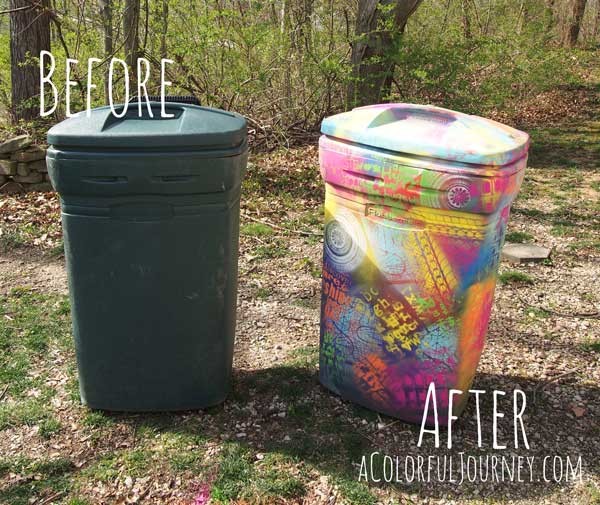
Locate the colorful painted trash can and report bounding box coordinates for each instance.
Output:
[318,104,529,424]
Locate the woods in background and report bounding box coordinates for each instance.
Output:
[2,0,600,144]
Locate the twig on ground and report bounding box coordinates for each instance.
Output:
[0,384,8,402]
[240,265,258,277]
[243,213,321,237]
[534,370,579,394]
[39,491,66,505]
[515,293,599,319]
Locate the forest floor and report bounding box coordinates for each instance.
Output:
[0,81,599,504]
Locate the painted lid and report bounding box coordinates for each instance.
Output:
[321,103,529,166]
[47,102,247,151]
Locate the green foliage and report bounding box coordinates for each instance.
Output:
[2,0,595,138]
[498,270,535,285]
[0,289,72,431]
[505,230,534,243]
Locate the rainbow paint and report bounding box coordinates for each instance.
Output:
[318,104,529,424]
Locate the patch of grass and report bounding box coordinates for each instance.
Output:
[255,286,272,299]
[211,444,254,502]
[48,240,65,258]
[580,338,600,353]
[0,288,71,410]
[292,297,319,309]
[334,477,377,505]
[512,207,545,219]
[287,402,313,419]
[65,499,93,505]
[568,238,600,252]
[294,257,321,278]
[505,230,534,243]
[550,224,574,236]
[82,449,152,483]
[0,397,54,431]
[527,306,551,319]
[83,410,114,428]
[240,222,275,237]
[0,457,74,505]
[253,241,288,259]
[39,416,62,439]
[0,228,27,250]
[169,449,204,473]
[498,271,534,285]
[286,345,319,368]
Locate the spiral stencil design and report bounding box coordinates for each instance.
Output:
[324,210,367,273]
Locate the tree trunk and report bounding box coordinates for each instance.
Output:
[593,0,600,40]
[123,0,140,69]
[9,0,51,122]
[349,0,423,107]
[160,0,169,60]
[562,0,588,46]
[462,0,472,40]
[99,0,113,103]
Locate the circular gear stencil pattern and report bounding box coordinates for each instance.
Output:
[324,209,367,273]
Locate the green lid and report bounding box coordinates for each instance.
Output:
[47,102,247,151]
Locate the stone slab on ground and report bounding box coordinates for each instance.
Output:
[27,182,54,192]
[28,159,47,172]
[12,146,46,162]
[502,242,552,263]
[0,159,16,175]
[14,172,43,184]
[0,135,32,154]
[0,181,25,194]
[16,163,30,176]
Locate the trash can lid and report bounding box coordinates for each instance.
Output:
[321,103,529,166]
[47,102,247,150]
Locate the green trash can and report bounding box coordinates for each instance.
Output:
[47,99,248,411]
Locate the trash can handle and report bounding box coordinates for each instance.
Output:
[129,95,200,106]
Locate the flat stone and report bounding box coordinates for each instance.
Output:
[27,182,54,192]
[11,146,46,162]
[17,163,30,176]
[0,159,16,175]
[14,172,43,184]
[502,243,551,263]
[29,159,47,172]
[0,135,32,154]
[0,181,25,194]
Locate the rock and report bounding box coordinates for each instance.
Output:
[27,182,54,192]
[0,159,16,175]
[0,181,25,194]
[27,160,47,173]
[0,135,32,154]
[502,243,551,263]
[11,145,46,162]
[0,175,7,185]
[17,163,30,176]
[14,172,43,184]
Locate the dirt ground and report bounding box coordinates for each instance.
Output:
[0,86,599,504]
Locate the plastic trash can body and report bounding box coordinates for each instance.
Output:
[318,104,529,424]
[47,102,247,411]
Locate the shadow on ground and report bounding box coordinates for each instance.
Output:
[101,365,599,502]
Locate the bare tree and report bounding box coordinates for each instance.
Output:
[349,0,423,107]
[562,0,588,46]
[462,0,472,40]
[99,0,113,103]
[593,0,600,40]
[123,0,140,69]
[9,0,51,121]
